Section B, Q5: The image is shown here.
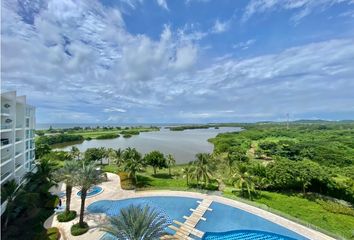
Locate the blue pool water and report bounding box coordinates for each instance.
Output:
[77,186,103,197]
[87,196,308,240]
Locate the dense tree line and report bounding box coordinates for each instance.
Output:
[36,134,84,146]
[209,123,354,203]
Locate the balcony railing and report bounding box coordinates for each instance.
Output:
[1,124,12,130]
[15,151,22,157]
[1,139,11,146]
[1,108,10,114]
[1,171,11,181]
[15,137,22,142]
[16,124,23,128]
[15,162,22,169]
[1,154,12,163]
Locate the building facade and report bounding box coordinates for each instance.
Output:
[1,91,36,213]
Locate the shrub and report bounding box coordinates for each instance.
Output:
[47,227,61,240]
[119,172,135,190]
[34,227,60,240]
[96,133,119,139]
[71,222,89,236]
[57,210,77,222]
[123,134,132,138]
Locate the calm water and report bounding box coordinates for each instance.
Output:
[60,127,241,163]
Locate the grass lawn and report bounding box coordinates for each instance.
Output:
[102,164,190,190]
[223,190,354,239]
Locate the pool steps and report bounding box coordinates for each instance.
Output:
[162,198,213,240]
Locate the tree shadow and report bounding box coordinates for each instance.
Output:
[136,175,152,188]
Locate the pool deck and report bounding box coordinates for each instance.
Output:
[45,172,335,240]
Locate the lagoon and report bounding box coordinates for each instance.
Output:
[60,127,241,163]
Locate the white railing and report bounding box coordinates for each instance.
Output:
[1,154,12,163]
[1,123,12,130]
[1,108,10,114]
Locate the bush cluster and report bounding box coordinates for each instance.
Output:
[71,222,89,236]
[119,172,135,190]
[57,210,77,222]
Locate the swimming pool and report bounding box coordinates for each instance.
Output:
[77,186,103,198]
[87,196,307,240]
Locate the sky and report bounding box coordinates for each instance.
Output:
[1,0,354,124]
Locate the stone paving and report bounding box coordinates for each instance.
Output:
[44,172,335,240]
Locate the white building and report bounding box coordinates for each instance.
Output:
[1,91,36,213]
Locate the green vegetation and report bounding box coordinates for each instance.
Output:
[57,210,77,222]
[5,122,353,239]
[34,227,61,240]
[37,134,84,146]
[118,172,135,190]
[1,160,59,240]
[144,150,167,175]
[35,126,160,150]
[75,162,104,228]
[71,222,89,236]
[223,190,354,239]
[101,205,168,240]
[96,133,120,139]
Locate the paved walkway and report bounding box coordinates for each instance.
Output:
[44,172,335,240]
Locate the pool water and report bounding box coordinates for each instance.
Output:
[203,230,297,240]
[87,196,308,240]
[77,186,103,197]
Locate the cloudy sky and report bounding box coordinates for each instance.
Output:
[2,0,354,123]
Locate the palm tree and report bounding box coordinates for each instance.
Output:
[1,180,38,230]
[166,154,176,176]
[232,164,255,199]
[182,164,194,185]
[226,153,236,174]
[25,159,57,194]
[114,148,123,165]
[1,180,19,229]
[101,204,168,240]
[76,162,104,227]
[70,146,81,160]
[122,148,143,184]
[55,160,80,213]
[193,153,213,187]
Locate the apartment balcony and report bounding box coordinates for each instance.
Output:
[1,153,12,165]
[0,139,12,149]
[1,108,10,116]
[15,162,23,171]
[1,171,12,184]
[15,151,23,157]
[15,137,23,143]
[1,123,12,131]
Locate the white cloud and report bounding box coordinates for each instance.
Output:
[242,0,354,23]
[103,107,127,113]
[2,0,354,123]
[212,19,230,33]
[232,39,256,50]
[156,0,169,10]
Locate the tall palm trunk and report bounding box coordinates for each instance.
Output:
[79,189,87,227]
[169,166,171,176]
[65,185,72,212]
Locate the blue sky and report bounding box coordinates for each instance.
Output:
[2,0,354,123]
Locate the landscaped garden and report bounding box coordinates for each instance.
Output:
[2,122,354,239]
